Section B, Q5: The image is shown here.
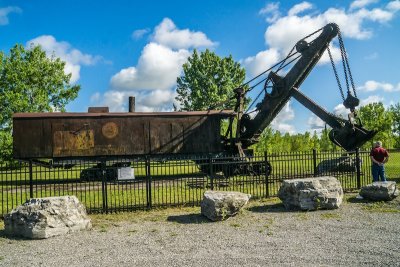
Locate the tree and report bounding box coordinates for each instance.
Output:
[176,49,247,111]
[253,127,274,153]
[320,128,337,151]
[389,103,400,148]
[311,131,320,151]
[0,44,80,162]
[358,102,393,149]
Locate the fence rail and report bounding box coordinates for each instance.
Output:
[1,149,399,215]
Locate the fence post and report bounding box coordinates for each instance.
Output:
[264,151,269,198]
[145,156,152,209]
[355,148,361,189]
[209,154,214,190]
[312,149,317,177]
[29,160,33,199]
[100,159,108,213]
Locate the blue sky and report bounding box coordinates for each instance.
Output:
[1,0,399,133]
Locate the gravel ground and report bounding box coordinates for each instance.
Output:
[1,195,400,267]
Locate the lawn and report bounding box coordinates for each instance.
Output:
[1,150,399,215]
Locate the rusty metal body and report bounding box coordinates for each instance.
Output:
[13,110,234,159]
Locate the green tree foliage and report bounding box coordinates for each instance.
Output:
[319,128,339,151]
[0,44,80,162]
[358,102,393,149]
[389,103,400,148]
[254,129,318,152]
[253,127,274,153]
[310,131,321,151]
[176,49,247,111]
[253,127,344,153]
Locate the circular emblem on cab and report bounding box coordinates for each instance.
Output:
[102,122,119,139]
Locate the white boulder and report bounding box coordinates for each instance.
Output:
[201,191,251,221]
[360,182,399,201]
[278,176,343,211]
[4,196,92,239]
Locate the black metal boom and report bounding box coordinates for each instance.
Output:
[235,23,376,152]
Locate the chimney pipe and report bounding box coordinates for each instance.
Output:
[129,96,135,112]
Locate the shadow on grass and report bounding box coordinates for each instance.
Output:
[0,228,29,241]
[247,202,288,213]
[346,196,371,204]
[167,213,212,224]
[0,228,5,238]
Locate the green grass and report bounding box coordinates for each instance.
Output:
[385,151,400,182]
[363,201,400,213]
[90,206,199,226]
[0,161,202,183]
[320,212,341,220]
[1,174,273,214]
[296,213,309,220]
[2,151,399,214]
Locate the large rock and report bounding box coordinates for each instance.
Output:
[4,196,92,239]
[201,191,250,221]
[278,176,343,211]
[359,182,399,201]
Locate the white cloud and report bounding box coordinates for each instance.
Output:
[387,0,400,11]
[271,101,296,134]
[288,2,314,16]
[350,0,378,10]
[110,42,190,91]
[103,91,127,112]
[334,94,384,117]
[0,6,21,25]
[95,18,216,112]
[333,103,349,119]
[259,2,281,23]
[132,28,150,40]
[358,80,400,92]
[358,8,394,23]
[307,115,325,129]
[273,123,296,134]
[243,49,280,77]
[27,35,102,83]
[96,89,176,112]
[360,95,384,105]
[90,92,100,103]
[152,18,216,50]
[245,1,400,78]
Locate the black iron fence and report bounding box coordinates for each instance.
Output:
[1,149,399,215]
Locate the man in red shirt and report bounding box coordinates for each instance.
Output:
[370,141,389,182]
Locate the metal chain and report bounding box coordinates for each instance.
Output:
[336,26,357,97]
[327,45,345,101]
[337,28,357,97]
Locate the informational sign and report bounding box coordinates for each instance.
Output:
[117,167,135,180]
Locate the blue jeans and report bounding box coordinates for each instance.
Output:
[372,163,386,182]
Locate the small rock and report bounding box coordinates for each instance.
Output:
[359,182,399,201]
[278,176,343,211]
[201,191,250,221]
[4,196,92,239]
